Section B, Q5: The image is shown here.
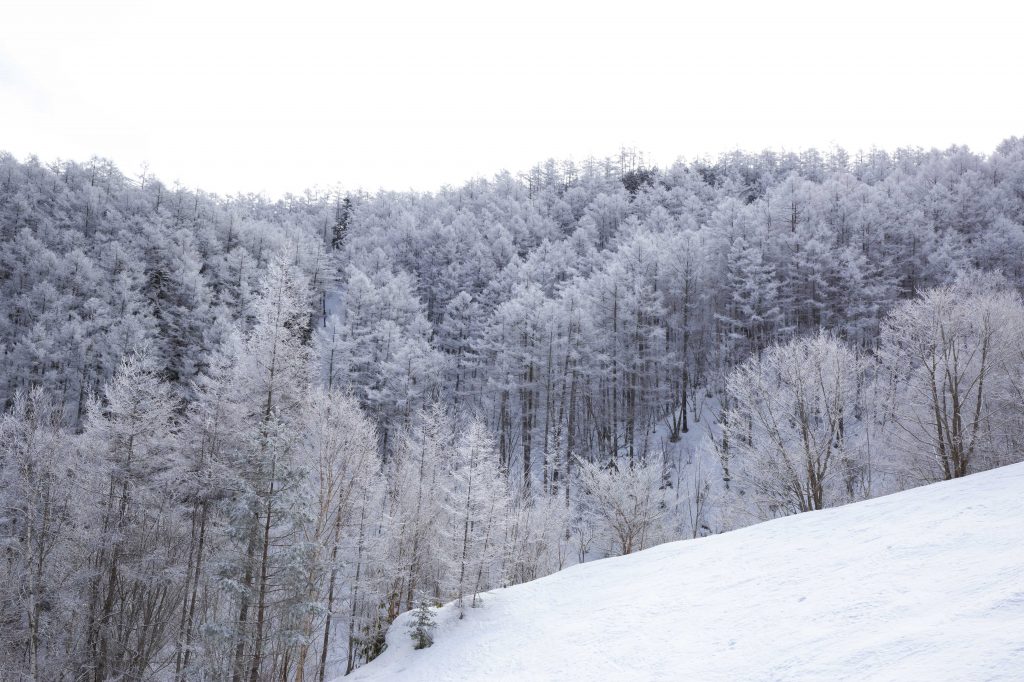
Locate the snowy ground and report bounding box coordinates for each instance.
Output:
[346,463,1024,681]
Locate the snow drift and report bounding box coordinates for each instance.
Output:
[347,464,1024,681]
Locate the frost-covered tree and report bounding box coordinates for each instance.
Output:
[725,333,864,518]
[408,597,435,650]
[0,389,80,681]
[717,236,783,362]
[173,338,241,681]
[575,457,669,556]
[219,255,314,682]
[380,405,453,618]
[879,276,1024,482]
[298,387,381,682]
[444,420,508,614]
[81,351,183,681]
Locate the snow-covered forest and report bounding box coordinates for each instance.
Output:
[2,140,1024,680]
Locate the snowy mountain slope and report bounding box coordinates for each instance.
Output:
[347,464,1024,681]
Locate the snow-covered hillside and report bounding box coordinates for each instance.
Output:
[347,464,1024,681]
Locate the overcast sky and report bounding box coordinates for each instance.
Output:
[2,0,1022,197]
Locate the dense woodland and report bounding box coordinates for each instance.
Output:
[2,140,1024,680]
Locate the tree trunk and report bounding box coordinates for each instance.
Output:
[247,472,276,682]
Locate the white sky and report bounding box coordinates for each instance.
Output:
[2,0,1022,197]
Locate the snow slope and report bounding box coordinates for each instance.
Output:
[346,464,1024,681]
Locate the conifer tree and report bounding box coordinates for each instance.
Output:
[409,597,435,650]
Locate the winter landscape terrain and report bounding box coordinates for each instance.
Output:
[2,141,1024,680]
[4,2,1023,679]
[349,463,1024,682]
